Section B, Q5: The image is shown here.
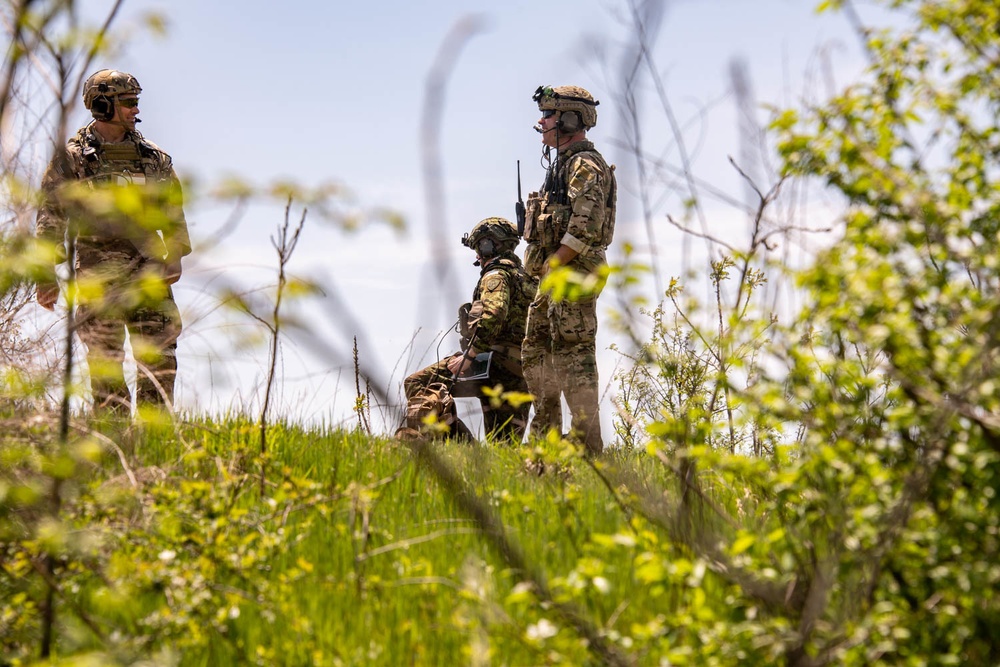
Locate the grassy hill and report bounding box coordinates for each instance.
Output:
[4,407,999,666]
[2,415,779,666]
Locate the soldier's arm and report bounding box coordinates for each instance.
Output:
[36,157,71,267]
[35,155,71,308]
[468,270,513,348]
[544,244,580,274]
[560,154,607,254]
[159,166,190,284]
[161,166,191,257]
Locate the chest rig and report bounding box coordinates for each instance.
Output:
[522,141,616,252]
[459,256,537,349]
[68,128,169,255]
[78,135,156,186]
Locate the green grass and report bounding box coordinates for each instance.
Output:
[2,415,769,666]
[14,409,994,665]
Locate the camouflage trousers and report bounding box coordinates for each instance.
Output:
[400,352,529,442]
[75,256,182,416]
[522,289,603,455]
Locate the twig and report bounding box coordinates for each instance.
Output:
[357,528,482,562]
[419,15,487,326]
[259,198,306,495]
[31,555,106,647]
[353,336,370,434]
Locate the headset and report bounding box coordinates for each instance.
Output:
[556,110,582,134]
[476,236,498,259]
[90,82,115,122]
[461,232,500,261]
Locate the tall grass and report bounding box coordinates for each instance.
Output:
[2,413,749,665]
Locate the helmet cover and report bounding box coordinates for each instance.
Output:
[83,69,142,110]
[533,84,598,128]
[463,216,520,252]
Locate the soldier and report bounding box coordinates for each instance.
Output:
[399,217,537,441]
[36,69,191,416]
[521,85,617,456]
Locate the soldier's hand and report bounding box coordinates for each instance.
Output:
[545,245,577,275]
[447,353,471,377]
[164,260,182,285]
[37,283,58,311]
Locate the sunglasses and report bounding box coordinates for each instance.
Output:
[117,97,139,109]
[540,109,558,119]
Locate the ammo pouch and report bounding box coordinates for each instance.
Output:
[523,244,547,278]
[524,192,571,250]
[523,192,543,244]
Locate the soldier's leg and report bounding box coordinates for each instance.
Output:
[399,357,464,437]
[489,401,531,443]
[403,358,452,400]
[75,260,135,416]
[76,308,129,416]
[551,296,603,455]
[559,343,602,455]
[130,287,182,407]
[522,290,562,439]
[448,416,477,443]
[479,369,531,443]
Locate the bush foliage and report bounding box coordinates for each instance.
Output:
[3,0,1000,665]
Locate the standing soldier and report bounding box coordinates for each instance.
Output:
[36,69,191,417]
[521,85,616,456]
[399,217,536,441]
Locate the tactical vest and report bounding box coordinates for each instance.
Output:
[65,125,176,257]
[523,141,616,252]
[72,128,166,185]
[458,256,537,350]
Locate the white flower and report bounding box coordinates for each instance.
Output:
[526,618,558,641]
[511,581,533,595]
[158,549,177,563]
[592,576,611,594]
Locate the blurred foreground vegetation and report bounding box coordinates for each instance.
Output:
[2,409,997,666]
[0,416,747,666]
[5,0,1000,664]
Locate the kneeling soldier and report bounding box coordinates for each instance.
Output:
[399,217,537,441]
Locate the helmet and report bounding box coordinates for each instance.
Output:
[463,217,519,258]
[83,69,142,119]
[533,84,599,129]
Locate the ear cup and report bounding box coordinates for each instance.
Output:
[557,110,581,133]
[91,95,114,121]
[478,237,497,258]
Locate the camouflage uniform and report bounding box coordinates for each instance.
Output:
[522,86,616,455]
[36,121,190,415]
[402,249,536,441]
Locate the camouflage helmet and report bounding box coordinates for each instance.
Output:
[82,69,142,110]
[463,217,520,256]
[533,85,599,129]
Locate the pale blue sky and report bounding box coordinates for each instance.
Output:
[62,0,869,430]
